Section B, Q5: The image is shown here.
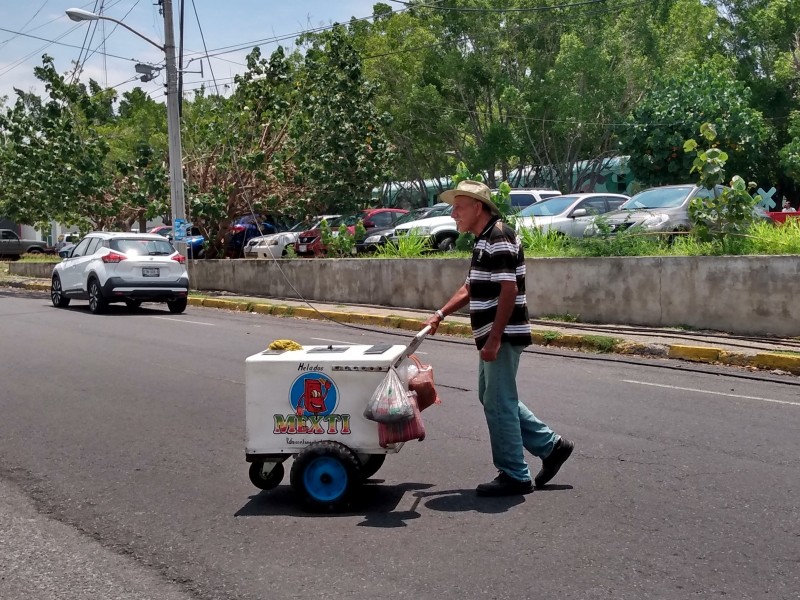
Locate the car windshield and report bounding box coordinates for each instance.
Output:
[621,186,694,210]
[518,196,580,217]
[111,238,175,256]
[396,208,434,225]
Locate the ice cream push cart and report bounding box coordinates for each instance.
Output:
[245,326,430,511]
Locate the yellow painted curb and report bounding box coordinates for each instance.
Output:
[717,351,751,367]
[668,345,721,363]
[188,297,204,307]
[750,352,800,374]
[202,298,245,311]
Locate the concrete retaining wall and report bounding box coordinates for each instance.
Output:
[12,256,800,336]
[9,262,55,279]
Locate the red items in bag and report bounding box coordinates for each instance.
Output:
[408,355,440,411]
[378,392,426,447]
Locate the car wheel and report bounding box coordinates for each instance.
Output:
[51,275,70,308]
[248,461,285,490]
[87,279,107,314]
[290,441,362,512]
[125,299,142,310]
[167,297,188,314]
[437,236,456,252]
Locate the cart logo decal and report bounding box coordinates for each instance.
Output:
[274,373,351,436]
[290,373,338,416]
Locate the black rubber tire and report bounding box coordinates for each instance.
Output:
[51,275,70,308]
[360,454,386,480]
[290,441,362,512]
[167,297,187,314]
[125,299,142,309]
[436,236,456,252]
[248,462,285,490]
[88,279,107,314]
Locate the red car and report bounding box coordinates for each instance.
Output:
[295,208,407,257]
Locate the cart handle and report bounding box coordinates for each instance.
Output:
[394,325,432,367]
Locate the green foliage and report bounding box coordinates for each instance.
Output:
[294,26,394,214]
[0,56,114,230]
[320,218,366,257]
[619,62,772,187]
[685,123,759,248]
[779,111,800,184]
[374,231,432,258]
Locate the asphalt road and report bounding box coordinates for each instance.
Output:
[1,290,798,600]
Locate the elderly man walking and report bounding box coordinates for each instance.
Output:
[424,180,574,496]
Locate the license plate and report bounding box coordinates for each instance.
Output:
[142,267,159,277]
[298,244,307,252]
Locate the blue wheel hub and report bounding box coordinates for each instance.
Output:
[303,456,348,502]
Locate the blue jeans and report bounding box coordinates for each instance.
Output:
[478,342,558,482]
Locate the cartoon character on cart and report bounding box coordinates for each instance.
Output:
[290,373,337,417]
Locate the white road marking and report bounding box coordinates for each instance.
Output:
[152,316,215,326]
[623,379,800,407]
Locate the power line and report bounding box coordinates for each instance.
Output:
[189,0,218,95]
[0,0,50,50]
[0,26,143,64]
[180,6,411,61]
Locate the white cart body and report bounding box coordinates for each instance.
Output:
[245,343,411,459]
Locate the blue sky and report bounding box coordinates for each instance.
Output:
[0,0,380,104]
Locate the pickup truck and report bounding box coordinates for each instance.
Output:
[0,229,51,258]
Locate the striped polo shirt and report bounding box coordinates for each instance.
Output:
[467,217,532,349]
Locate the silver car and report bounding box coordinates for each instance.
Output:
[584,185,724,236]
[515,193,629,238]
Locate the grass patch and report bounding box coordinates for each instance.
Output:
[582,335,621,353]
[541,331,562,343]
[540,313,580,323]
[19,253,61,263]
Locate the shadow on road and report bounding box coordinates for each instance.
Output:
[233,480,562,527]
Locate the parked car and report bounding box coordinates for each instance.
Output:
[245,216,346,259]
[0,229,51,258]
[225,215,286,258]
[165,226,207,258]
[583,185,728,237]
[516,193,629,238]
[51,232,189,314]
[149,225,172,237]
[294,208,407,257]
[392,204,459,251]
[58,243,76,259]
[507,188,562,210]
[356,203,451,253]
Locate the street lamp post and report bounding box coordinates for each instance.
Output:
[67,0,187,255]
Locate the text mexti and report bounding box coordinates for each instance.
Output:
[273,414,351,435]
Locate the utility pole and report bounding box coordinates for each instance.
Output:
[161,0,187,256]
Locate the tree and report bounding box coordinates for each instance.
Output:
[619,61,772,187]
[0,56,115,231]
[294,25,394,214]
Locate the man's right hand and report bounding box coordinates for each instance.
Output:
[423,313,442,335]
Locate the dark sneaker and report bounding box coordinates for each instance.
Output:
[534,437,574,488]
[476,472,534,497]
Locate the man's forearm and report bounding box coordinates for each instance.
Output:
[439,284,469,316]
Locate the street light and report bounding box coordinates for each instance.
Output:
[66,2,187,254]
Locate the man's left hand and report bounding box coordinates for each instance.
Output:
[480,336,501,362]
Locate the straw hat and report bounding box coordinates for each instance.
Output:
[439,180,500,216]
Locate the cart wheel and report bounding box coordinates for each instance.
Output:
[290,441,361,512]
[360,454,386,480]
[248,461,284,490]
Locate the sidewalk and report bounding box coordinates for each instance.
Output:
[4,274,800,375]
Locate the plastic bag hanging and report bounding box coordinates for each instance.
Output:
[364,367,414,423]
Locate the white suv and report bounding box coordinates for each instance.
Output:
[51,232,189,314]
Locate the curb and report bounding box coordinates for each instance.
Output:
[7,280,799,376]
[187,296,800,376]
